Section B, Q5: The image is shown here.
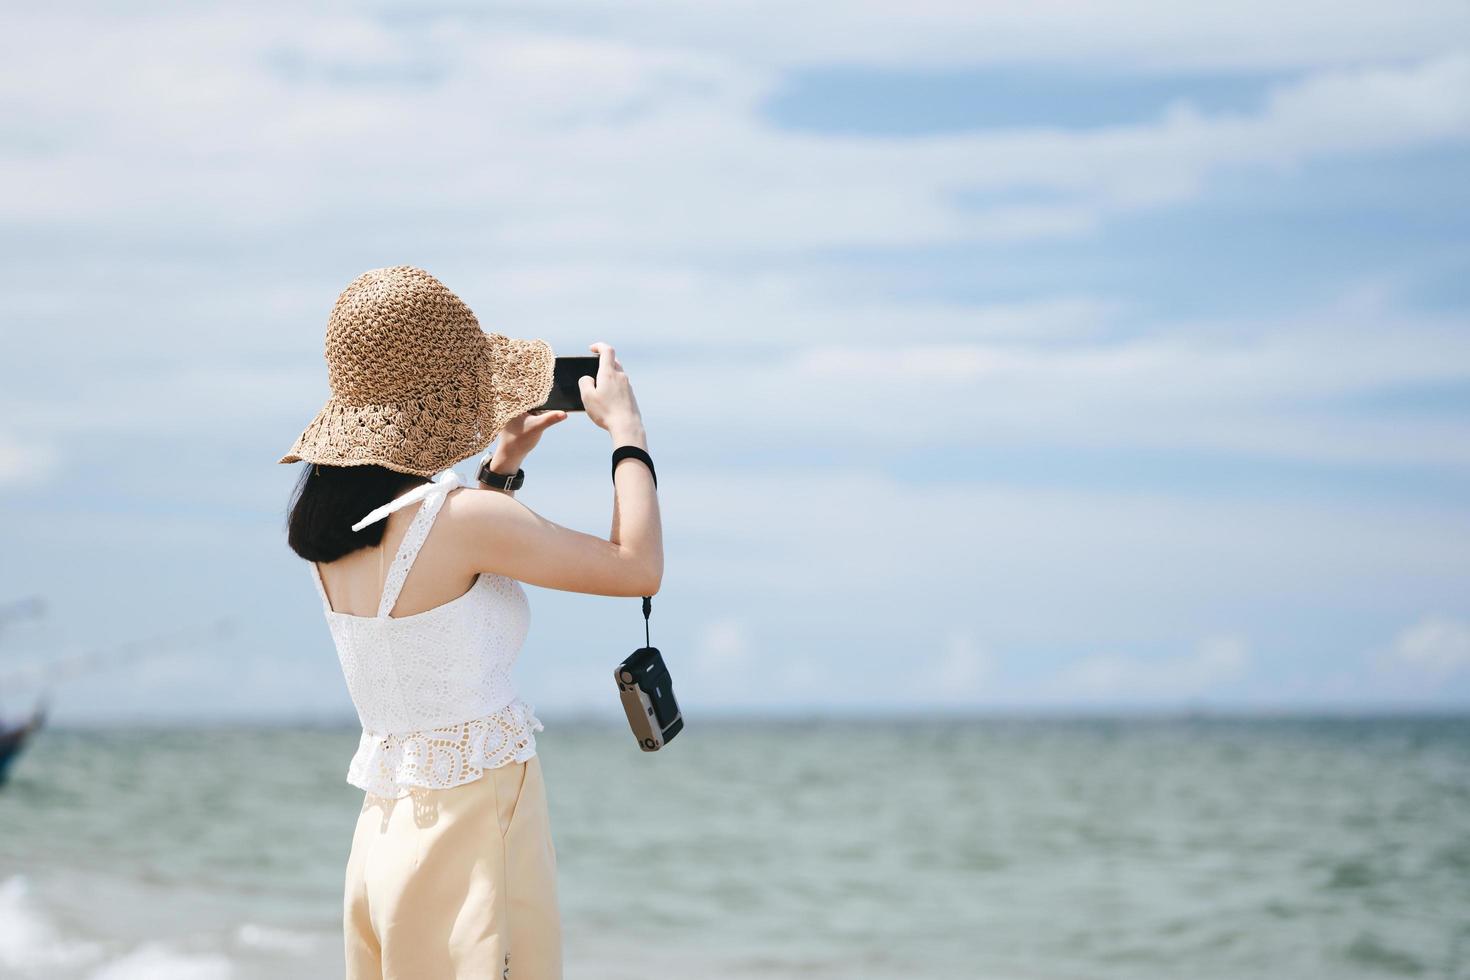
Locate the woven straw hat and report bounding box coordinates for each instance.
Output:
[278,266,555,477]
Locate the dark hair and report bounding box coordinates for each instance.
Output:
[286,464,428,562]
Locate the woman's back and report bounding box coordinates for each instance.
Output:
[315,492,480,620]
[308,474,543,798]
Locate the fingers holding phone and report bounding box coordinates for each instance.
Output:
[579,342,643,438]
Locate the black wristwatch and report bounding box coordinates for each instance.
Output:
[477,457,525,491]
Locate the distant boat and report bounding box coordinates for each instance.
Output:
[0,600,232,788]
[0,597,46,785]
[0,703,44,786]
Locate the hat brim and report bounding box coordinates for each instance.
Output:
[279,336,556,477]
[479,334,558,447]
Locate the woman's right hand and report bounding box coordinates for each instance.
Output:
[578,342,644,441]
[452,339,661,597]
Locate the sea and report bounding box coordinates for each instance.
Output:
[0,716,1466,979]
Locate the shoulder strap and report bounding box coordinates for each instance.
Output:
[375,484,458,618]
[345,469,471,619]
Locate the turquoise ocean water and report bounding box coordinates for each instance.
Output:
[0,717,1466,978]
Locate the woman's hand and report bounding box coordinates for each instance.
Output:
[488,409,567,474]
[578,342,645,443]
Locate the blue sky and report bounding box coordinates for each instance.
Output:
[1,1,1468,723]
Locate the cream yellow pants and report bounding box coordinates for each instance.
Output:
[344,754,562,979]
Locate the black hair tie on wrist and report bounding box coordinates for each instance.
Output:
[611,446,656,488]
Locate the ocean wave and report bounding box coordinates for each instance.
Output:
[234,923,319,956]
[0,875,102,974]
[0,874,237,980]
[88,942,233,980]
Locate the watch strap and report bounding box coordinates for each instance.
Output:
[476,458,525,490]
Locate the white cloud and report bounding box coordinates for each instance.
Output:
[3,10,1467,488]
[0,433,58,487]
[1053,635,1252,702]
[501,0,1468,72]
[13,452,1470,716]
[2,3,1468,717]
[599,470,1470,652]
[651,302,1470,468]
[924,630,995,702]
[679,617,846,708]
[1,5,1466,256]
[1388,617,1470,674]
[9,288,1467,478]
[693,618,748,672]
[685,618,753,706]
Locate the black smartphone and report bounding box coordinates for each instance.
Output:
[536,356,599,412]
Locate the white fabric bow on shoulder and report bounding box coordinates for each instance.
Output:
[351,469,471,533]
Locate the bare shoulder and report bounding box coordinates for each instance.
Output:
[430,481,641,592]
[442,483,518,517]
[436,484,562,563]
[438,484,525,537]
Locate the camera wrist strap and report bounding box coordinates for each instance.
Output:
[641,595,652,648]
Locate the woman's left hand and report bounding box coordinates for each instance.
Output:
[488,410,568,472]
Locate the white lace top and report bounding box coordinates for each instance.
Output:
[308,469,543,799]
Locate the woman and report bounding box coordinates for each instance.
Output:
[280,266,662,979]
